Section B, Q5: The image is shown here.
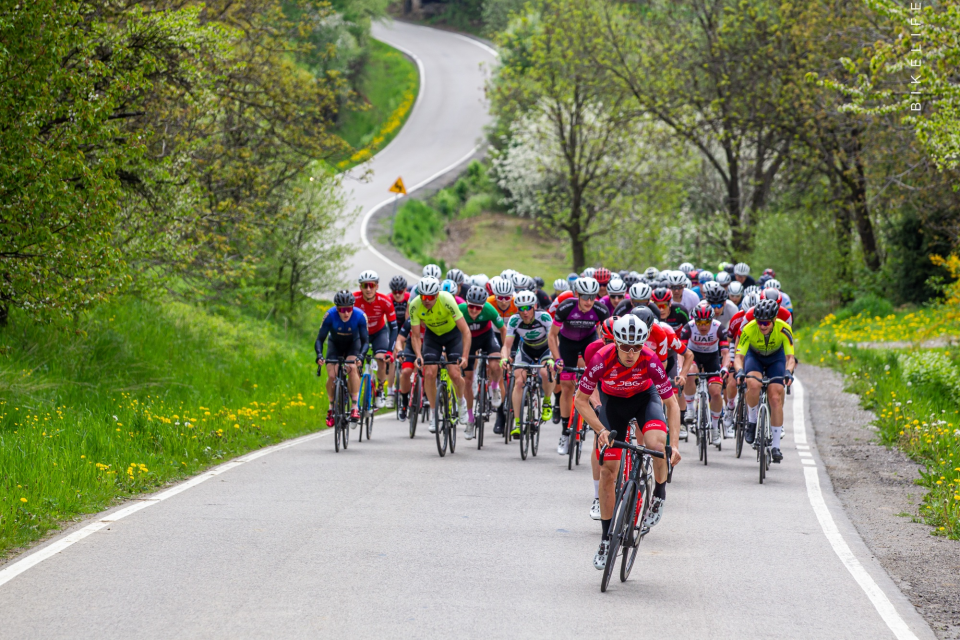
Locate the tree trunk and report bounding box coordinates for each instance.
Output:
[851,151,880,272]
[568,217,586,272]
[724,153,750,254]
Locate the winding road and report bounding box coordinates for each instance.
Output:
[0,21,939,640]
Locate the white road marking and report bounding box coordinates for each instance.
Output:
[798,451,812,457]
[0,430,331,589]
[793,380,919,640]
[802,458,817,465]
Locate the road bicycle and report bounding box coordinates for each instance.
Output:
[599,424,671,592]
[357,353,375,442]
[745,373,788,484]
[321,356,354,453]
[563,366,587,470]
[393,353,404,422]
[511,361,551,460]
[733,377,748,458]
[469,351,500,450]
[407,362,430,438]
[691,370,722,465]
[421,357,460,457]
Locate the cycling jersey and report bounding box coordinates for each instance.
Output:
[535,289,552,310]
[646,322,687,362]
[392,291,411,328]
[459,301,505,337]
[736,319,795,357]
[353,291,397,334]
[315,307,369,359]
[679,320,729,354]
[506,310,553,350]
[658,304,690,331]
[548,290,575,316]
[745,305,793,326]
[612,298,638,316]
[677,288,700,315]
[579,343,675,400]
[713,300,739,331]
[408,292,463,335]
[780,291,793,313]
[727,310,748,343]
[487,294,518,319]
[583,338,607,367]
[554,297,610,341]
[599,295,622,315]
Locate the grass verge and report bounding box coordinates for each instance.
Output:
[0,298,331,559]
[336,39,419,169]
[798,304,960,539]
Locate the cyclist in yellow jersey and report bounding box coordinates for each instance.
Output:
[734,299,795,463]
[409,277,472,430]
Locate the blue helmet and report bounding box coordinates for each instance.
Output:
[441,279,458,294]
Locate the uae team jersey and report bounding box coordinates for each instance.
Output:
[679,319,729,353]
[353,291,397,334]
[579,344,675,399]
[554,297,610,342]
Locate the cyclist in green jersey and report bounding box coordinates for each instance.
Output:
[409,277,473,431]
[459,286,507,438]
[500,290,557,438]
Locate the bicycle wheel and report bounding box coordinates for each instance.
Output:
[333,386,342,453]
[530,388,541,457]
[758,404,768,484]
[575,419,583,466]
[519,386,530,460]
[435,381,449,457]
[621,480,643,582]
[476,378,487,450]
[366,377,375,439]
[700,391,709,465]
[567,409,578,470]
[601,479,634,592]
[734,392,746,458]
[409,375,421,438]
[447,383,458,455]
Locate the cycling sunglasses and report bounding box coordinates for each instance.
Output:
[579,295,597,302]
[517,304,535,312]
[496,295,513,302]
[695,319,712,326]
[757,320,772,327]
[610,294,624,300]
[361,282,377,289]
[655,302,669,308]
[337,307,353,314]
[617,343,644,353]
[420,294,437,302]
[710,303,724,309]
[467,304,484,311]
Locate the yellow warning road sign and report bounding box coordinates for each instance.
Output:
[389,176,407,195]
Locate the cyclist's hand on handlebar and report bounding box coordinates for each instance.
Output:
[784,371,794,386]
[735,369,745,382]
[670,446,681,466]
[316,357,324,366]
[597,429,612,449]
[555,358,564,370]
[675,373,687,388]
[500,356,509,368]
[458,355,468,370]
[415,356,423,368]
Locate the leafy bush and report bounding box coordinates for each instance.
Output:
[461,193,498,218]
[834,294,895,322]
[392,199,446,264]
[898,350,960,403]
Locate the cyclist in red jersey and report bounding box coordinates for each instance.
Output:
[354,270,399,408]
[745,289,793,325]
[575,316,681,571]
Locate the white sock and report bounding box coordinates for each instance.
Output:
[772,426,783,448]
[747,403,759,422]
[727,397,735,410]
[684,394,695,404]
[711,411,721,428]
[594,480,600,499]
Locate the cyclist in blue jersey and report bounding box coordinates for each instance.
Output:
[315,290,370,425]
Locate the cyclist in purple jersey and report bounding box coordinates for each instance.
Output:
[548,277,610,455]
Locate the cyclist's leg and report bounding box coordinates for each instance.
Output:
[441,330,465,399]
[591,388,604,498]
[596,391,630,535]
[511,349,530,428]
[345,350,361,408]
[743,349,764,422]
[639,390,669,483]
[762,352,787,453]
[324,339,345,399]
[421,329,444,407]
[557,335,582,426]
[369,327,390,390]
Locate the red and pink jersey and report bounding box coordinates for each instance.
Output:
[745,306,792,327]
[727,310,748,343]
[579,343,675,400]
[583,338,607,366]
[548,290,575,317]
[353,291,397,334]
[646,323,686,363]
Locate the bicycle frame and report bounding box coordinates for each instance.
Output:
[563,366,587,470]
[745,373,787,484]
[511,361,550,460]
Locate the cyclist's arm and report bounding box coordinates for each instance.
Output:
[456,317,471,367]
[357,320,369,362]
[411,329,423,361]
[678,348,694,385]
[387,319,398,351]
[501,334,514,360]
[574,390,606,440]
[663,393,681,463]
[315,313,333,361]
[548,323,561,361]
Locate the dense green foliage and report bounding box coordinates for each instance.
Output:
[0,299,330,557]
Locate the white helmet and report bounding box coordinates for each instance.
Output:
[490,276,514,297]
[417,276,441,296]
[471,273,489,288]
[582,267,596,278]
[765,278,782,290]
[500,268,517,281]
[734,262,750,276]
[358,270,379,283]
[574,277,600,296]
[666,271,686,287]
[683,276,692,288]
[606,278,627,296]
[511,272,525,289]
[644,267,659,280]
[514,290,537,308]
[423,264,442,279]
[678,262,695,275]
[446,268,466,284]
[612,315,649,345]
[741,292,760,311]
[553,278,570,292]
[743,285,761,297]
[727,281,744,297]
[716,271,732,286]
[629,282,652,301]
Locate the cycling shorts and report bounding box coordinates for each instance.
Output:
[515,342,551,367]
[596,386,667,463]
[559,334,595,381]
[326,338,361,361]
[692,351,723,384]
[401,340,417,370]
[423,327,463,363]
[465,330,501,373]
[743,348,786,382]
[666,353,678,383]
[369,326,391,355]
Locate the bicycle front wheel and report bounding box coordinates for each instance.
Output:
[447,384,458,455]
[567,409,578,470]
[620,480,642,582]
[530,387,541,457]
[518,386,530,460]
[758,404,769,484]
[734,393,745,458]
[602,480,633,592]
[435,382,449,457]
[476,379,487,450]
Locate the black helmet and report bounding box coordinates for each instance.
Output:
[333,290,353,307]
[704,284,728,305]
[630,305,658,329]
[465,286,488,306]
[389,275,408,292]
[534,276,545,289]
[754,299,780,322]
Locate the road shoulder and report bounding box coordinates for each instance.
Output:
[800,363,960,640]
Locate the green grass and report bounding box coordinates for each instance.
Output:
[798,307,960,539]
[0,298,332,558]
[336,39,419,165]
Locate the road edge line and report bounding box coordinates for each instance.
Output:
[0,429,332,589]
[793,379,921,640]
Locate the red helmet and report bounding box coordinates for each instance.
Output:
[594,267,611,285]
[688,269,699,282]
[761,288,783,304]
[693,302,713,322]
[600,315,617,342]
[651,287,672,304]
[763,268,776,277]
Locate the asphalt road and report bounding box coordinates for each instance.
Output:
[0,21,938,640]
